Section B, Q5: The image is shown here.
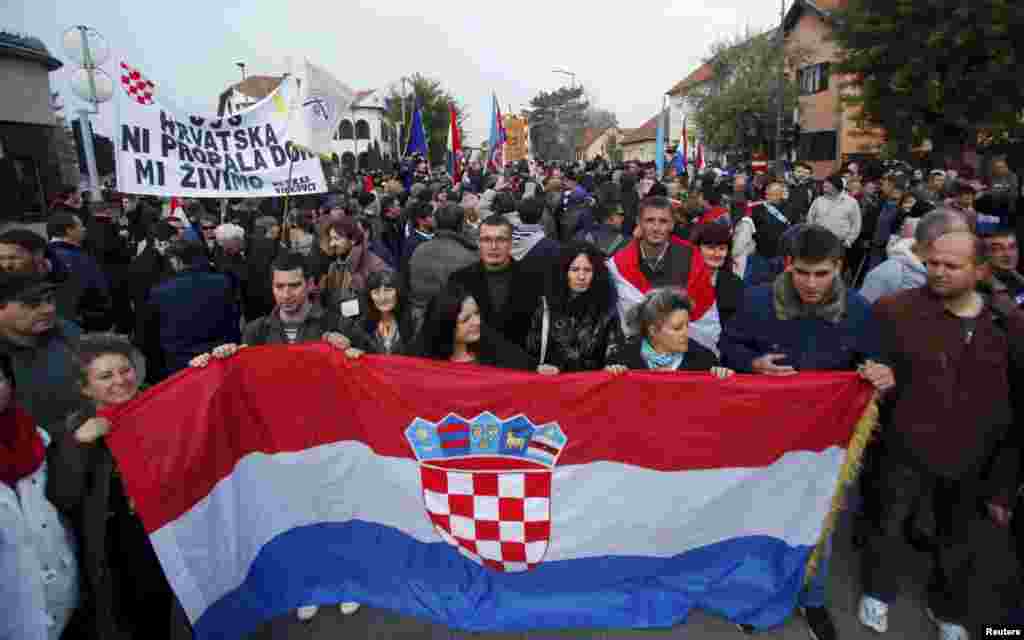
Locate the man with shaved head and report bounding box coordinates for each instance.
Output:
[859,230,1024,639]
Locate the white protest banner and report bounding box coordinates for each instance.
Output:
[115,61,327,198]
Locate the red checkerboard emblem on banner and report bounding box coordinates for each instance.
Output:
[120,62,156,106]
[405,413,568,573]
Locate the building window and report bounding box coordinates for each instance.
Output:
[798,63,830,95]
[338,121,354,140]
[355,120,371,140]
[798,130,837,161]
[341,152,355,170]
[381,125,390,143]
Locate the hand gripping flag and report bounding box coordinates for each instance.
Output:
[607,238,722,353]
[104,345,877,639]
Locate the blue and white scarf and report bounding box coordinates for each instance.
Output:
[641,339,685,370]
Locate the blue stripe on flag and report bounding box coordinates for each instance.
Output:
[193,520,812,639]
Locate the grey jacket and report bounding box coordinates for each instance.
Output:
[859,242,927,303]
[0,320,84,437]
[807,192,862,247]
[407,231,479,311]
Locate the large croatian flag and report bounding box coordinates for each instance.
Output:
[104,345,874,639]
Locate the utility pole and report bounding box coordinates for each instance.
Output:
[400,76,408,159]
[776,0,787,164]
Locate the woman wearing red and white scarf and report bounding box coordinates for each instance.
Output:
[0,357,80,640]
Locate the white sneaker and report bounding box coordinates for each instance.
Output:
[339,602,361,616]
[296,605,319,621]
[926,607,969,640]
[858,595,888,633]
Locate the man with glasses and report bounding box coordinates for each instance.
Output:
[448,215,541,349]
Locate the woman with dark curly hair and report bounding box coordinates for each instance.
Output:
[525,242,624,373]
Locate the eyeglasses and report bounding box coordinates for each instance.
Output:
[479,236,511,246]
[202,226,217,231]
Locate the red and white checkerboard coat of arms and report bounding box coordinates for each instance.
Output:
[405,413,568,573]
[120,62,156,105]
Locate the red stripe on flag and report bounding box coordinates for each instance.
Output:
[103,346,872,534]
[438,422,468,434]
[441,438,470,449]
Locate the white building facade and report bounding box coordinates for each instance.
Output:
[327,90,399,171]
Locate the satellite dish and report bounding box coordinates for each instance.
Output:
[62,26,110,67]
[70,68,113,104]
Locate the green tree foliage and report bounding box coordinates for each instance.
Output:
[689,28,805,153]
[831,0,1024,155]
[385,73,467,166]
[526,86,589,162]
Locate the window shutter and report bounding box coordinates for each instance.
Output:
[820,63,830,91]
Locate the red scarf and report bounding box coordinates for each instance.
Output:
[0,406,45,487]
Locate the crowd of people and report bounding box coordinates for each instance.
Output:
[3,150,1024,640]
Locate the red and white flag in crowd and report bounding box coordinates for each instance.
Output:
[607,238,721,354]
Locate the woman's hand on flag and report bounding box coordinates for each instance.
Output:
[75,417,112,444]
[323,332,351,351]
[190,343,245,368]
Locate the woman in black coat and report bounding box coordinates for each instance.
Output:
[605,287,734,377]
[525,242,624,373]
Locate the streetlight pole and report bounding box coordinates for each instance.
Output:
[236,62,246,82]
[776,0,787,164]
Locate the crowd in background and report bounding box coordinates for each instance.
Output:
[3,150,1024,640]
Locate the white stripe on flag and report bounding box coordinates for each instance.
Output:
[153,441,845,622]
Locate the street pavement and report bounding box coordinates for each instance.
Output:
[247,508,1020,640]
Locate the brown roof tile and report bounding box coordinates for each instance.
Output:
[667,63,714,97]
[232,75,284,101]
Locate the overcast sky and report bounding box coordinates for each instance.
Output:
[5,0,783,145]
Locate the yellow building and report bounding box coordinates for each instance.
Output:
[503,114,530,163]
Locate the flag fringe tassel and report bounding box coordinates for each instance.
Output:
[803,394,879,584]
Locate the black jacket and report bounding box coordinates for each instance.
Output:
[607,337,720,371]
[715,269,745,328]
[244,237,281,321]
[448,260,541,349]
[525,300,624,372]
[347,310,417,356]
[242,303,342,345]
[750,202,793,260]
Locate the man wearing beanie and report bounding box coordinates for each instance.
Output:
[808,174,862,249]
